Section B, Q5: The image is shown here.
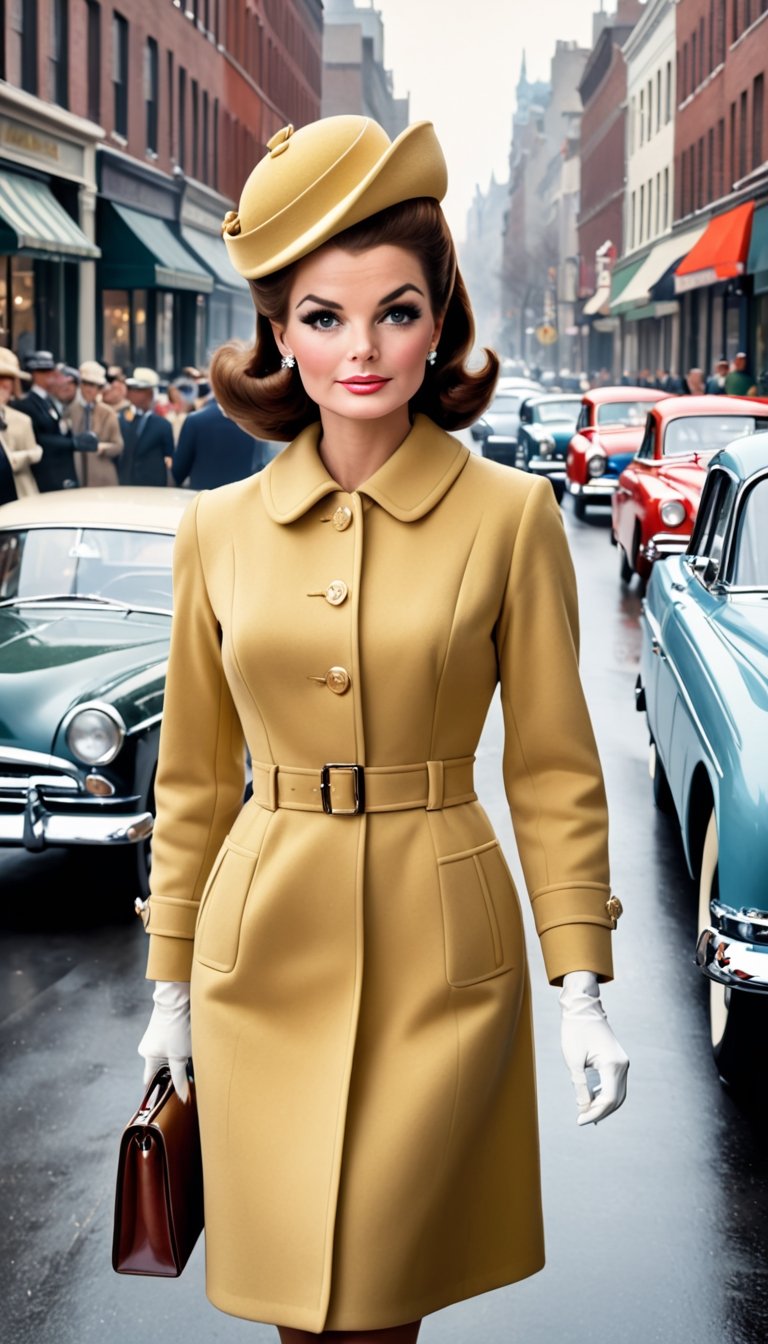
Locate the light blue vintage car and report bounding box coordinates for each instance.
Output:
[637,432,768,1090]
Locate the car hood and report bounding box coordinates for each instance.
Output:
[595,426,647,457]
[529,424,575,449]
[709,599,768,707]
[0,606,170,752]
[655,459,708,508]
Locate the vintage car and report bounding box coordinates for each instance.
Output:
[469,377,543,467]
[516,393,582,501]
[637,433,768,1088]
[612,395,768,585]
[0,487,191,897]
[564,386,668,518]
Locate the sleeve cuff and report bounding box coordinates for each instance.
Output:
[531,882,618,985]
[146,934,195,982]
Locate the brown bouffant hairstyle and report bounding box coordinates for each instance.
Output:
[210,198,499,441]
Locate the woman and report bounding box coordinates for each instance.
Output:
[138,116,628,1343]
[0,348,42,499]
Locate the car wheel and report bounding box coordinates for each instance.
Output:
[698,810,768,1093]
[648,737,672,812]
[573,494,586,520]
[619,544,634,584]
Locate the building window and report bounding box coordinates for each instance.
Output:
[12,0,38,95]
[630,191,636,250]
[178,66,187,172]
[691,31,697,91]
[699,18,705,82]
[666,61,673,121]
[709,0,715,69]
[49,0,68,107]
[655,172,661,235]
[145,38,159,154]
[718,0,727,62]
[192,79,199,179]
[732,0,739,43]
[202,90,209,183]
[647,178,653,238]
[754,74,764,169]
[739,88,748,178]
[663,167,670,229]
[167,51,174,161]
[717,117,725,196]
[682,44,688,101]
[113,12,129,138]
[647,78,653,137]
[639,183,645,242]
[86,2,100,123]
[639,87,645,144]
[213,97,219,190]
[656,69,662,130]
[707,127,715,201]
[729,101,736,187]
[744,0,752,26]
[697,136,705,208]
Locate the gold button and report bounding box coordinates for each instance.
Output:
[325,580,348,606]
[332,505,352,531]
[325,666,351,694]
[606,895,623,928]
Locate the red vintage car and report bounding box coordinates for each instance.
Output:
[611,395,768,583]
[564,386,669,519]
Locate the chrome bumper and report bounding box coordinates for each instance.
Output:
[528,460,566,481]
[568,477,619,497]
[643,533,689,564]
[0,746,153,852]
[695,906,768,994]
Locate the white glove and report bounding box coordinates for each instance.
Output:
[137,980,192,1103]
[559,970,629,1126]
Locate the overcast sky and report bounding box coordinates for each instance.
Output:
[371,0,610,240]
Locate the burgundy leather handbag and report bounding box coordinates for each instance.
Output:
[112,1065,204,1276]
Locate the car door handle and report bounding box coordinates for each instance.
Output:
[651,638,666,660]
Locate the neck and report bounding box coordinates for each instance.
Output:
[317,406,412,492]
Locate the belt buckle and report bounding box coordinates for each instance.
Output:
[320,763,365,816]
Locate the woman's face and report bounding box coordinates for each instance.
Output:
[272,244,442,430]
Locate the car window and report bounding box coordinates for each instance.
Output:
[0,527,175,609]
[687,471,734,584]
[596,401,651,426]
[536,401,580,426]
[663,415,768,457]
[730,476,768,587]
[635,417,655,459]
[489,394,522,414]
[576,405,589,432]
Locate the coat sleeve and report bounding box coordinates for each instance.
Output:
[495,477,616,986]
[5,415,42,468]
[97,405,123,457]
[143,492,246,981]
[171,415,195,486]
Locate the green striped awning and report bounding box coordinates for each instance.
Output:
[99,203,213,293]
[0,169,100,260]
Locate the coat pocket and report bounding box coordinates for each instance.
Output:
[194,840,261,973]
[437,840,522,987]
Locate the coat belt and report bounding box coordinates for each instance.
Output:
[249,757,476,815]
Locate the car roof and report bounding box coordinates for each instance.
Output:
[0,486,193,531]
[652,394,768,422]
[584,385,668,404]
[710,429,768,479]
[522,393,582,406]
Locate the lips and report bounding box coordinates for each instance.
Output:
[338,377,392,395]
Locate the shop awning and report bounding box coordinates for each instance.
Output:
[611,225,705,313]
[748,203,768,296]
[99,203,213,293]
[0,169,100,260]
[582,283,610,316]
[180,225,247,293]
[674,201,754,293]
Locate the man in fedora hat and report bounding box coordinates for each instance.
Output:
[69,360,124,486]
[0,348,41,500]
[12,351,98,491]
[118,367,173,486]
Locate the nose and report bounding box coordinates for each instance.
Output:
[346,323,379,363]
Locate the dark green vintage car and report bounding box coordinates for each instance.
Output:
[0,487,191,897]
[517,393,583,501]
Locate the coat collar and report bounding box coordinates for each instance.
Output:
[261,414,470,525]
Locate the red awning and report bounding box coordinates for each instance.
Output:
[674,201,754,293]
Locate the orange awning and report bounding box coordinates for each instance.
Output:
[674,201,754,293]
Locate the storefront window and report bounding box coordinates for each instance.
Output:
[195,294,206,367]
[11,256,36,363]
[725,298,741,362]
[0,261,8,348]
[133,290,148,366]
[156,291,174,373]
[103,289,132,369]
[754,295,768,394]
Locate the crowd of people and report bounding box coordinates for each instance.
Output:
[0,350,270,505]
[616,350,766,396]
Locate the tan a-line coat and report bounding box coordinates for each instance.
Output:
[144,414,617,1334]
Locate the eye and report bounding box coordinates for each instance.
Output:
[299,309,340,330]
[381,304,422,325]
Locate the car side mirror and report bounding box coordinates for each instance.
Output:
[470,421,488,442]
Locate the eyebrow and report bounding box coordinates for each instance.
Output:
[295,282,425,310]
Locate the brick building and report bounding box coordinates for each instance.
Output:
[0,1,323,372]
[577,0,645,374]
[673,0,768,382]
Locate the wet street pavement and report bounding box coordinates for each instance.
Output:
[2,495,767,1344]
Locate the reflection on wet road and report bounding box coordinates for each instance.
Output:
[1,496,767,1344]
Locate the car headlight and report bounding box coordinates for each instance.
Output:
[659,499,686,527]
[538,436,556,457]
[587,454,606,478]
[65,705,125,765]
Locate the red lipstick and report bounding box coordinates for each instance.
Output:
[338,376,391,395]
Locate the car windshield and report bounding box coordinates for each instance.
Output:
[596,401,651,427]
[663,415,768,457]
[536,401,580,426]
[489,393,523,414]
[732,476,768,586]
[0,527,174,610]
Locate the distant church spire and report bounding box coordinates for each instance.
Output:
[520,49,527,85]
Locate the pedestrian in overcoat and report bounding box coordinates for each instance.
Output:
[12,351,97,491]
[117,368,173,486]
[0,349,41,498]
[137,116,629,1344]
[70,361,124,486]
[171,396,268,489]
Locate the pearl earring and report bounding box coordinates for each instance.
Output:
[281,354,296,370]
[427,350,437,367]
